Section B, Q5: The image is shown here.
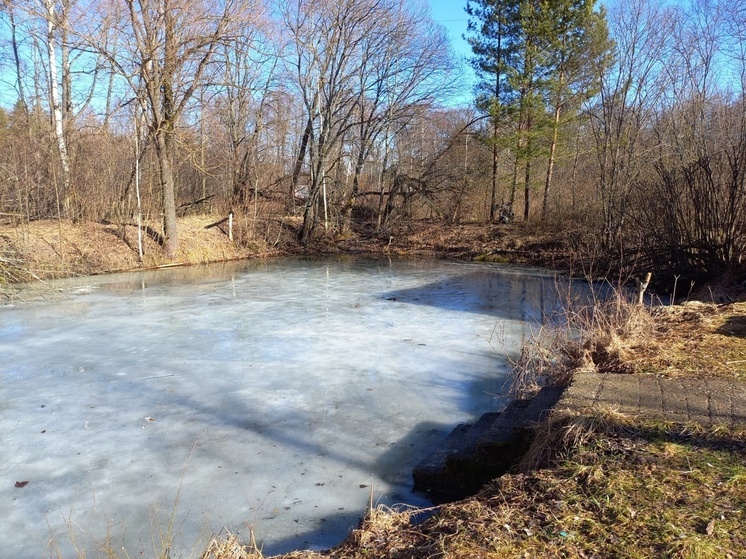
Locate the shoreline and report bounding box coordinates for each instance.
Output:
[0,215,572,286]
[3,216,745,559]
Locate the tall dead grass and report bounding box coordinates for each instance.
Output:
[508,283,654,398]
[519,406,637,471]
[200,532,261,559]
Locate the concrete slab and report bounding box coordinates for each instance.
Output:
[559,373,746,428]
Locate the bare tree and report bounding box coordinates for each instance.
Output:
[282,0,377,244]
[41,0,73,218]
[281,0,455,244]
[635,0,746,281]
[587,0,673,249]
[89,0,256,257]
[216,21,280,209]
[340,0,455,233]
[1,1,30,117]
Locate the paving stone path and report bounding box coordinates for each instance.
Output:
[559,373,746,427]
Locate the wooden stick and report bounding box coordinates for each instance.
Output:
[637,272,652,305]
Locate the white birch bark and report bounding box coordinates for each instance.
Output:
[42,0,72,217]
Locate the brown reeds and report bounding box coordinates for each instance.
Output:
[507,285,654,399]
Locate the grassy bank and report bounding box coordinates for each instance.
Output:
[0,215,288,285]
[0,215,573,287]
[276,417,744,559]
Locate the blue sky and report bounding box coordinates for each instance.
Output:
[426,0,477,106]
[0,1,478,111]
[428,0,472,58]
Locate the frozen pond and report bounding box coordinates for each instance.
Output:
[0,257,563,558]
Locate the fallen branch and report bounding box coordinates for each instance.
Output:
[204,217,229,230]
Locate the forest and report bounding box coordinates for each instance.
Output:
[0,0,744,290]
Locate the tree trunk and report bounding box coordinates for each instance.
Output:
[523,139,532,222]
[542,102,562,221]
[509,151,519,210]
[489,31,503,222]
[44,0,72,218]
[376,143,390,230]
[60,4,72,120]
[382,173,405,229]
[299,183,320,245]
[299,154,326,245]
[490,131,499,222]
[154,130,179,258]
[290,117,312,211]
[341,144,367,234]
[8,8,28,117]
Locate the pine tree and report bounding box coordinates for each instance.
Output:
[466,0,521,222]
[538,0,613,220]
[467,0,612,222]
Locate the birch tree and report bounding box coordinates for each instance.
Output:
[41,0,73,217]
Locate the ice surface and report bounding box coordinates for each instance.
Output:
[0,257,563,557]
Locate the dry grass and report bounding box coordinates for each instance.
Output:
[0,214,290,287]
[379,220,575,266]
[633,301,746,379]
[507,287,746,400]
[507,287,655,398]
[519,406,638,472]
[0,217,575,286]
[200,532,261,559]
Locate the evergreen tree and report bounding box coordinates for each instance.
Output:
[510,0,545,221]
[466,0,521,222]
[468,0,612,222]
[538,0,612,220]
